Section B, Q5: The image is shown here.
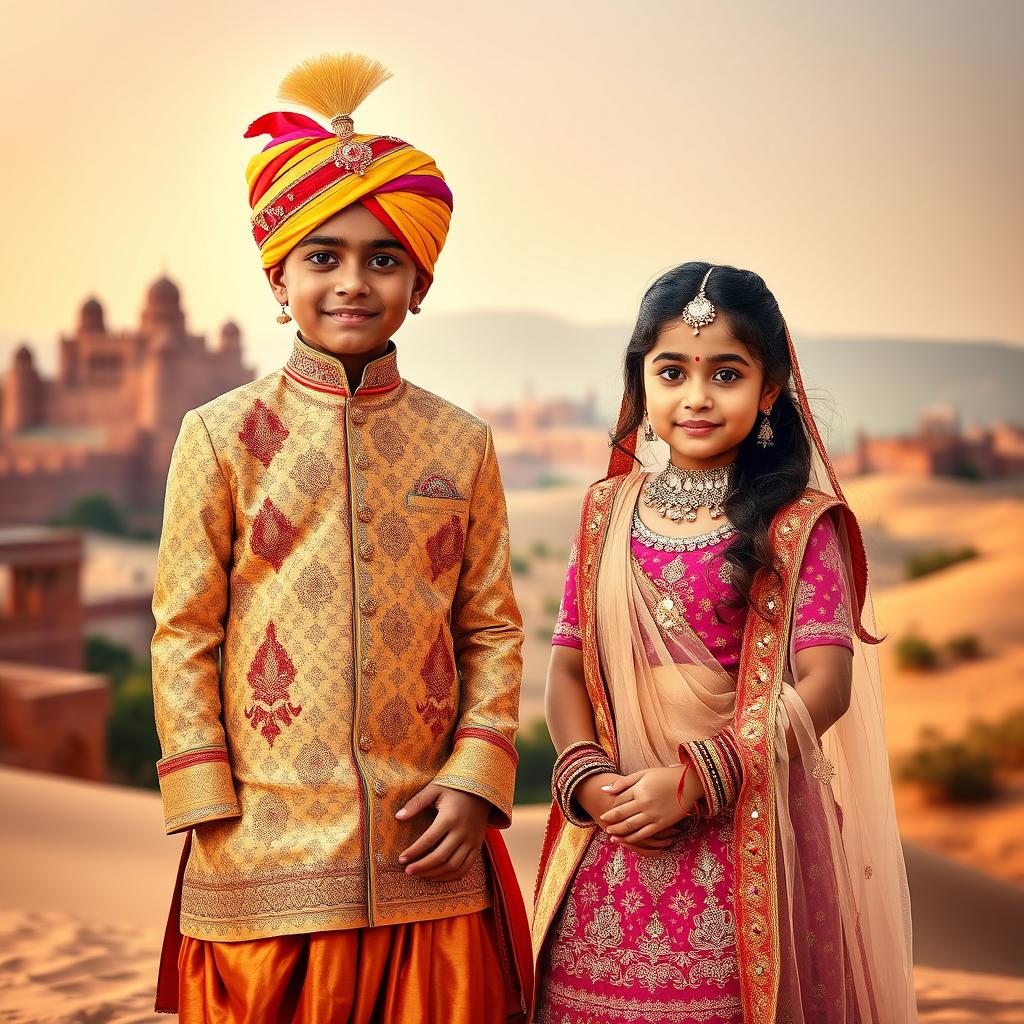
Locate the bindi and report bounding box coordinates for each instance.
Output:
[694,355,701,362]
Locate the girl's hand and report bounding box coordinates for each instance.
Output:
[396,784,490,881]
[599,764,703,844]
[574,771,624,826]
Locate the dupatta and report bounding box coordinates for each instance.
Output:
[532,324,916,1024]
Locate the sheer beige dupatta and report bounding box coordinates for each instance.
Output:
[595,469,736,772]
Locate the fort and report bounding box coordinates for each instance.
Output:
[0,277,254,528]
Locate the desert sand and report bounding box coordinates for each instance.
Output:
[2,768,1023,1023]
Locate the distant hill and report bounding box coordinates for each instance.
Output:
[5,315,1022,446]
[395,314,1024,447]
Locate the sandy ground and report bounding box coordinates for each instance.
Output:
[1,769,1023,1023]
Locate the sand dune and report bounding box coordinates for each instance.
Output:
[2,768,1023,1022]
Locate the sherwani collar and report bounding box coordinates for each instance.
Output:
[283,333,402,398]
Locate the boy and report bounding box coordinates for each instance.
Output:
[151,54,530,1022]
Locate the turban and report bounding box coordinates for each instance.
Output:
[244,55,453,277]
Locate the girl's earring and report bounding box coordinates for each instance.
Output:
[643,415,657,443]
[276,303,292,325]
[756,407,775,448]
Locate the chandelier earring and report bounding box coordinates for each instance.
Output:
[643,414,657,442]
[756,406,775,448]
[276,303,292,325]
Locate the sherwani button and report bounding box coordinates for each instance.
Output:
[358,735,372,752]
[359,596,377,615]
[372,779,386,797]
[358,505,373,523]
[350,408,367,425]
[355,452,371,470]
[359,542,374,561]
[361,657,376,675]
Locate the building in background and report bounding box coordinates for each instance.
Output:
[478,387,610,487]
[0,526,108,781]
[0,277,254,529]
[834,406,1024,479]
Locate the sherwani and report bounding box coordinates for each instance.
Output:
[151,334,524,943]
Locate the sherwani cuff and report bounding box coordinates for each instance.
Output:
[433,726,518,829]
[156,745,241,834]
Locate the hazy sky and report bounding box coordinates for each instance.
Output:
[1,0,1021,377]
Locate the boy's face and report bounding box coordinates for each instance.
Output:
[266,203,430,359]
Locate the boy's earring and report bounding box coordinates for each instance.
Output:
[276,303,292,325]
[410,304,422,315]
[756,406,775,448]
[643,415,657,442]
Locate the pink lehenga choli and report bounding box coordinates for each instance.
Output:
[531,328,916,1024]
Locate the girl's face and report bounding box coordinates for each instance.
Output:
[643,313,782,470]
[266,203,430,359]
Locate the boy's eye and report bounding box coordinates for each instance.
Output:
[308,251,337,266]
[658,366,684,381]
[369,254,400,269]
[714,368,741,383]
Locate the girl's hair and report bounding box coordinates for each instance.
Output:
[611,261,812,613]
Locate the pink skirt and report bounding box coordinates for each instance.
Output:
[536,811,742,1024]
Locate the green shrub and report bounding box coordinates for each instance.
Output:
[900,730,998,803]
[542,595,562,620]
[946,633,981,661]
[530,540,551,560]
[905,546,978,581]
[895,631,938,671]
[966,708,1024,771]
[51,492,129,535]
[510,554,530,576]
[107,669,160,789]
[514,718,556,805]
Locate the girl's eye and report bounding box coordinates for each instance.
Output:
[308,252,337,266]
[714,368,742,383]
[658,366,684,381]
[369,254,400,269]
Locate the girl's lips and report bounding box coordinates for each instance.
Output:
[678,422,721,435]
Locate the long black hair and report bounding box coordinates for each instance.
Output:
[612,261,812,614]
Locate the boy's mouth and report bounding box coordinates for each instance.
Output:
[324,308,377,324]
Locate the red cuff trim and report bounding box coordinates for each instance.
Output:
[455,726,518,766]
[157,748,229,778]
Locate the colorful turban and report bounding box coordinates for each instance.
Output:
[244,112,453,276]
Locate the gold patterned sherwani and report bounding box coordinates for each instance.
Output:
[151,334,523,942]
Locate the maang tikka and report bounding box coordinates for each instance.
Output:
[681,267,716,336]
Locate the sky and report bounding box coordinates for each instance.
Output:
[1,0,1021,379]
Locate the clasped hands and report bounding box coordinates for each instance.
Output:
[577,764,705,856]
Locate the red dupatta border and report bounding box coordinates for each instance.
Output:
[731,488,843,1022]
[154,828,533,1019]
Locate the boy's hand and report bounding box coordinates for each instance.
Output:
[396,784,490,881]
[599,765,702,845]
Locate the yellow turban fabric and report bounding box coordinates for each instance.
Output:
[244,110,453,276]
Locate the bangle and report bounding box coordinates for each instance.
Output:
[679,726,742,818]
[552,740,616,828]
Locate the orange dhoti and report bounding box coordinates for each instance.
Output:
[177,909,509,1024]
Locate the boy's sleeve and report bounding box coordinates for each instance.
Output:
[151,409,241,835]
[433,426,524,829]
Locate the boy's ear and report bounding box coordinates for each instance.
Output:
[410,269,432,311]
[265,264,287,304]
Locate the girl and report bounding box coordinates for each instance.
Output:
[532,263,915,1023]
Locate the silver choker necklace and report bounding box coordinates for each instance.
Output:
[643,462,734,522]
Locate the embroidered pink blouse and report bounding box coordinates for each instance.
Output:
[552,513,853,674]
